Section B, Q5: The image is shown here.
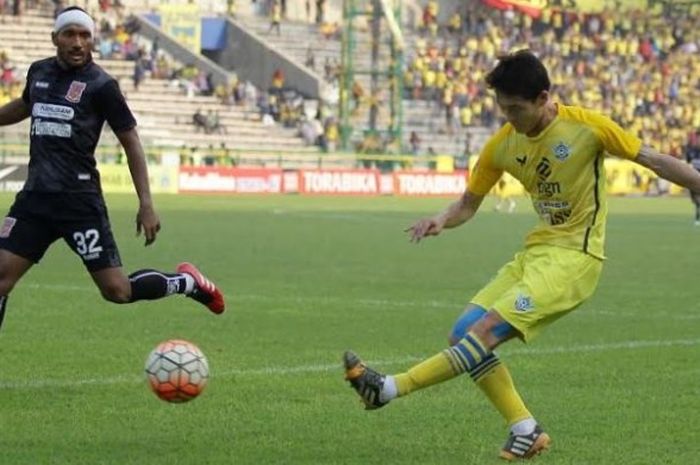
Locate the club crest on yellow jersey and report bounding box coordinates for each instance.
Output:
[552,141,571,161]
[514,293,534,312]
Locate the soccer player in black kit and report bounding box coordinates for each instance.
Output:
[0,6,225,329]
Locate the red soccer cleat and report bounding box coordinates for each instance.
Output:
[176,262,225,314]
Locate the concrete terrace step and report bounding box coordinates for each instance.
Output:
[1,11,311,153]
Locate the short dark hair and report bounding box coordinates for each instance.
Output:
[485,50,551,101]
[58,5,89,15]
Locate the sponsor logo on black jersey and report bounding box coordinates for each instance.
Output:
[0,217,17,238]
[32,103,75,120]
[31,119,72,138]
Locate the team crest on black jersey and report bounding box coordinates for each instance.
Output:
[0,217,16,238]
[552,141,571,161]
[65,81,87,103]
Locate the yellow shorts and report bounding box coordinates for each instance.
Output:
[470,245,603,342]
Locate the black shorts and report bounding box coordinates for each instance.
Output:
[0,191,122,272]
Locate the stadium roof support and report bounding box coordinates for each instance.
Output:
[339,0,404,153]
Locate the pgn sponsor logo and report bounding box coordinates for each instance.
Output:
[32,103,74,120]
[537,181,561,197]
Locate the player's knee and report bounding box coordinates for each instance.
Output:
[448,305,487,345]
[0,278,15,296]
[0,271,17,295]
[470,311,516,349]
[99,281,131,304]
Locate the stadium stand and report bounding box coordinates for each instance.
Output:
[401,1,700,158]
[3,0,699,164]
[0,3,318,159]
[216,0,700,159]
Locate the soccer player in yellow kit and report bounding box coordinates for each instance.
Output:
[343,50,700,461]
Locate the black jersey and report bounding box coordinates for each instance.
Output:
[687,145,700,171]
[21,57,136,193]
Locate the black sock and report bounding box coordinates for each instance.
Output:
[0,295,7,330]
[696,205,700,221]
[128,269,187,302]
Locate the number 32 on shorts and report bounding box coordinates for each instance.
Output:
[73,228,103,260]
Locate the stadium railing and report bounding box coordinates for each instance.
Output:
[0,141,451,171]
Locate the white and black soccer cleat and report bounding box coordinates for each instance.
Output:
[343,350,389,410]
[499,424,551,461]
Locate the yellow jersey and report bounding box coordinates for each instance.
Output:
[468,104,642,259]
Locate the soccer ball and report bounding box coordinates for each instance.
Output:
[145,339,209,403]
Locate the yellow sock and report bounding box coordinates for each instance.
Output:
[395,331,488,396]
[474,362,532,425]
[394,352,455,396]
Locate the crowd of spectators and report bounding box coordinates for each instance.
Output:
[17,1,700,159]
[192,108,227,135]
[0,50,22,106]
[404,1,700,158]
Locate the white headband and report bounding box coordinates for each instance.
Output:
[54,9,95,36]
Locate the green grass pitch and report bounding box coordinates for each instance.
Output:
[0,193,698,464]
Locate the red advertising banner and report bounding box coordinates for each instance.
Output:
[298,169,381,195]
[393,171,468,196]
[179,167,283,193]
[176,167,468,196]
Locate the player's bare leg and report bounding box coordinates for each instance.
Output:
[691,192,700,226]
[0,249,34,329]
[90,267,132,303]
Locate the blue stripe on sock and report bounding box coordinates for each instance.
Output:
[469,355,501,381]
[443,349,465,373]
[447,348,469,372]
[469,352,497,373]
[453,342,477,370]
[465,334,487,359]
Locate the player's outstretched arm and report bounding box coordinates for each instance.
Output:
[116,127,161,246]
[634,145,700,194]
[406,191,485,243]
[0,99,30,126]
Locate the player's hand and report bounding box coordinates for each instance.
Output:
[405,216,445,243]
[136,204,161,246]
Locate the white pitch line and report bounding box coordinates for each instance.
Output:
[217,338,700,376]
[22,283,463,310]
[25,283,93,292]
[1,338,698,390]
[18,284,700,316]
